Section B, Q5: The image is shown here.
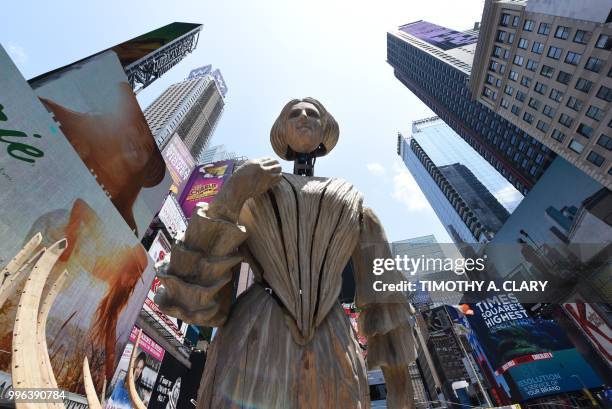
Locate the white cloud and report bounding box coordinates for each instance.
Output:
[366,162,386,176]
[7,44,27,65]
[392,166,429,212]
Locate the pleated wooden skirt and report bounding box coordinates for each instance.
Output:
[196,284,371,409]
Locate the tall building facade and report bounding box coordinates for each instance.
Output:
[144,66,226,162]
[200,144,238,164]
[469,0,612,189]
[388,20,557,194]
[398,118,515,243]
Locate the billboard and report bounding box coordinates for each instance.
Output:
[178,160,235,218]
[0,46,154,391]
[466,294,602,400]
[147,352,202,409]
[29,50,172,238]
[158,194,188,239]
[399,20,478,50]
[105,326,164,409]
[148,230,172,265]
[161,134,196,196]
[28,22,203,92]
[563,302,611,366]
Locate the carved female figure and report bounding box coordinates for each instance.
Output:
[156,98,416,409]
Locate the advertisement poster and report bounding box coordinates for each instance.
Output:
[29,50,171,238]
[105,326,165,409]
[158,194,188,239]
[148,352,202,409]
[563,302,611,366]
[161,134,196,196]
[148,230,172,265]
[0,46,154,392]
[466,294,602,400]
[178,160,235,218]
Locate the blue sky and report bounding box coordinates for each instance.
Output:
[2,0,486,242]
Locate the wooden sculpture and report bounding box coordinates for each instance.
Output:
[4,233,145,409]
[155,98,417,408]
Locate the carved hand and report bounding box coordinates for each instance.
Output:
[208,157,282,222]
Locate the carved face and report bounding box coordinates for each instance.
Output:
[285,101,324,154]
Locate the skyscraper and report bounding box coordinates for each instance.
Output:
[469,0,612,189]
[398,118,516,244]
[144,65,226,162]
[387,20,556,194]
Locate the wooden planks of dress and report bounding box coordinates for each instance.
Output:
[204,174,368,409]
[156,173,415,409]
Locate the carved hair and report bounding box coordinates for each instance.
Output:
[270,97,339,160]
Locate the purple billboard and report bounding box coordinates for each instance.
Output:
[161,133,196,196]
[178,160,235,218]
[399,20,478,50]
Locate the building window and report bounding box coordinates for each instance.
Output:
[516,90,526,102]
[536,120,549,133]
[489,60,499,72]
[528,97,541,110]
[573,30,591,44]
[564,51,582,66]
[538,23,550,35]
[486,74,495,85]
[597,134,612,150]
[511,105,521,116]
[513,55,524,66]
[540,65,554,78]
[524,19,535,31]
[566,96,584,112]
[496,30,507,43]
[595,34,611,50]
[523,111,534,124]
[512,16,520,27]
[508,33,515,45]
[569,139,584,154]
[551,129,566,142]
[493,46,503,58]
[547,46,562,60]
[509,70,519,81]
[526,59,538,71]
[586,151,605,166]
[500,13,511,26]
[586,105,605,121]
[534,82,548,94]
[554,26,570,39]
[520,75,532,87]
[577,123,595,139]
[501,98,510,109]
[531,41,544,54]
[483,87,497,100]
[585,57,605,73]
[518,38,529,49]
[575,78,593,93]
[549,88,564,102]
[556,70,572,85]
[596,86,612,102]
[499,63,506,74]
[504,84,514,95]
[543,105,556,118]
[558,113,574,128]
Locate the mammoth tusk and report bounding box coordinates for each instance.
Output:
[127,329,147,409]
[83,357,102,409]
[0,232,42,287]
[12,238,67,409]
[37,270,69,391]
[0,247,46,310]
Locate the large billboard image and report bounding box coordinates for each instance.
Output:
[178,160,236,218]
[29,50,171,238]
[399,20,478,50]
[0,46,155,392]
[161,133,196,196]
[466,295,602,400]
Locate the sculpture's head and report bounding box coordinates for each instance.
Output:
[270,98,339,161]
